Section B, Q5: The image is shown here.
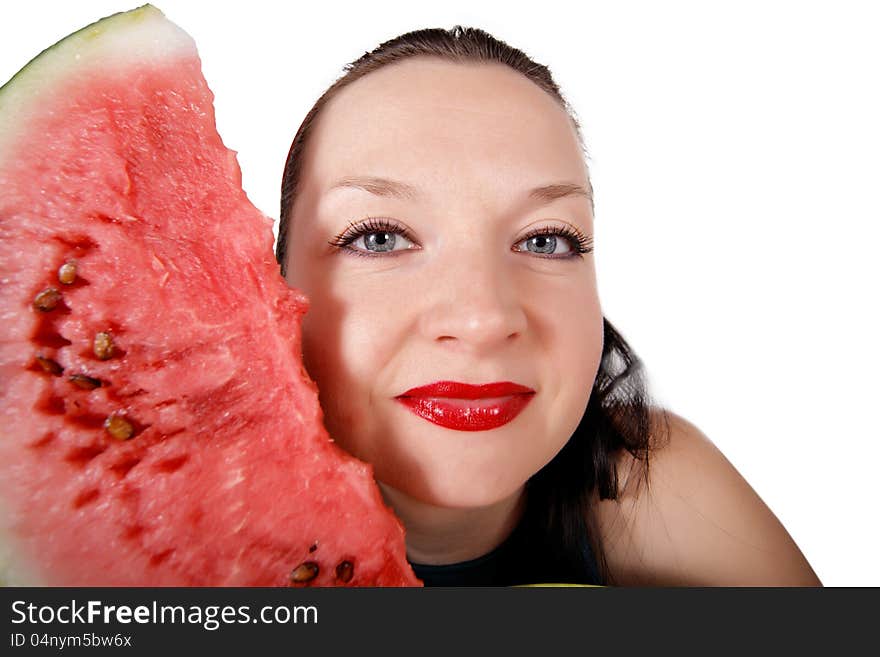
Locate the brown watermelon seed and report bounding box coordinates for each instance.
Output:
[33,287,61,312]
[289,562,319,584]
[93,332,115,360]
[335,560,354,583]
[69,374,102,390]
[309,543,318,553]
[35,355,64,376]
[58,261,78,285]
[104,413,134,441]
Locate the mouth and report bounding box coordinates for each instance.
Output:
[395,381,535,432]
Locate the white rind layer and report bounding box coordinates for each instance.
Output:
[0,4,196,166]
[0,499,47,587]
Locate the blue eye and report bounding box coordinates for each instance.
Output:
[329,218,418,257]
[351,230,415,253]
[516,234,572,256]
[513,226,593,259]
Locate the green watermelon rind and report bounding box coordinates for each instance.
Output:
[0,4,194,164]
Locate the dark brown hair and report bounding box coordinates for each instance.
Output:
[277,26,665,585]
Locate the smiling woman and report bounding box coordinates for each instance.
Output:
[276,26,821,586]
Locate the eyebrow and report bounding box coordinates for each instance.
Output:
[329,176,421,201]
[327,176,593,204]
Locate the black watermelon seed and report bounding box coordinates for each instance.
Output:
[33,288,61,312]
[336,560,354,583]
[35,355,64,376]
[69,374,102,390]
[289,562,319,583]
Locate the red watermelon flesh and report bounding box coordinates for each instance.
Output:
[0,5,420,587]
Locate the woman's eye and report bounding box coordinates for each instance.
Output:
[350,230,415,253]
[514,234,573,256]
[329,219,420,256]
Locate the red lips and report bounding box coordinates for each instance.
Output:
[399,381,534,399]
[396,381,535,432]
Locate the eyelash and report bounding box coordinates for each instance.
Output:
[328,217,417,258]
[328,217,593,259]
[517,225,594,258]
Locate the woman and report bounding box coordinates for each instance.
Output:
[276,26,821,586]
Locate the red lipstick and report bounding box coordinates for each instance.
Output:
[396,381,535,432]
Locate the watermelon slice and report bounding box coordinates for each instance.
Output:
[0,5,420,587]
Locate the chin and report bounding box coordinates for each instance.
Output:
[389,465,529,510]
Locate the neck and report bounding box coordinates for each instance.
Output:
[378,483,527,566]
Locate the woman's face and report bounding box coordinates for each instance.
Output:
[284,58,603,509]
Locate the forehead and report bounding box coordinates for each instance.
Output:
[303,58,588,192]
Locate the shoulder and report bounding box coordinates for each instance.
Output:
[590,410,822,586]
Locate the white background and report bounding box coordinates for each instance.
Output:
[3,0,878,586]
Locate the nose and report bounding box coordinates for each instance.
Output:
[418,253,527,352]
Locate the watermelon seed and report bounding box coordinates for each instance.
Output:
[33,287,61,312]
[290,562,319,583]
[309,543,318,553]
[336,560,354,583]
[93,332,115,360]
[58,260,78,285]
[69,373,102,390]
[35,355,64,376]
[104,413,134,440]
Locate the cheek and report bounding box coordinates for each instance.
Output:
[558,290,603,380]
[528,261,602,356]
[538,275,604,432]
[298,278,401,434]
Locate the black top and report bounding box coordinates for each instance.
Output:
[408,511,603,587]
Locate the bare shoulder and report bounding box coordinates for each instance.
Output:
[590,410,822,586]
